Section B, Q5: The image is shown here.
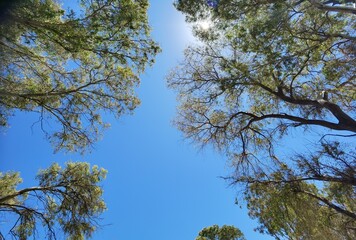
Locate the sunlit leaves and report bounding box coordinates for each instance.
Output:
[0,172,22,203]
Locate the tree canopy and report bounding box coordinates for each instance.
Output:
[0,0,159,239]
[244,167,356,239]
[0,0,160,152]
[195,225,245,240]
[0,162,107,240]
[170,0,355,238]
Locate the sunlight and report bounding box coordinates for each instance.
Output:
[197,19,212,30]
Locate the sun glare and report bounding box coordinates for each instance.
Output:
[197,20,212,30]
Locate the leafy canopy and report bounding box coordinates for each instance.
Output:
[196,225,245,240]
[0,162,107,240]
[171,0,355,238]
[245,172,356,239]
[170,0,355,165]
[0,0,160,152]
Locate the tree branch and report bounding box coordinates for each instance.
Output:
[0,186,61,203]
[309,0,356,14]
[253,82,356,131]
[300,189,356,219]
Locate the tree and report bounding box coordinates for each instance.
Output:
[0,162,107,240]
[243,170,356,239]
[170,0,355,238]
[195,225,245,240]
[0,0,160,152]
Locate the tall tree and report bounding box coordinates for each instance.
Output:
[0,0,160,152]
[196,225,245,240]
[170,0,355,238]
[0,162,107,240]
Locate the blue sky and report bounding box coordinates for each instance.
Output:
[0,1,274,239]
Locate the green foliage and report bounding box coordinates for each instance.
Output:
[0,162,107,240]
[245,175,356,239]
[170,0,356,175]
[170,0,355,164]
[0,0,160,152]
[171,0,356,238]
[196,225,245,240]
[0,172,22,204]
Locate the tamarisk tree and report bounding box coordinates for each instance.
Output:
[0,0,160,152]
[170,0,355,238]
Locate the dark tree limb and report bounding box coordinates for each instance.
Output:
[253,82,356,131]
[309,0,356,14]
[300,190,356,219]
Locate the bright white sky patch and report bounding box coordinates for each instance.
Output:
[197,19,212,30]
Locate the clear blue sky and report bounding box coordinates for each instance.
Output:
[0,1,274,239]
